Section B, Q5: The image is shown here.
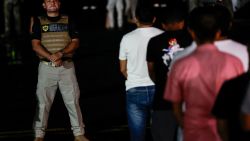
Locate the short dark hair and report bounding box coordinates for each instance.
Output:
[188,6,220,43]
[160,7,186,24]
[135,1,155,24]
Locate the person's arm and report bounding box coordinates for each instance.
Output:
[60,16,80,55]
[32,39,52,60]
[29,16,34,33]
[217,119,229,141]
[50,38,80,61]
[147,62,155,82]
[47,38,79,66]
[146,38,156,82]
[60,38,80,55]
[50,17,80,62]
[120,60,127,79]
[30,17,52,60]
[173,102,184,128]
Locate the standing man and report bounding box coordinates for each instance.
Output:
[105,0,124,29]
[2,0,23,38]
[124,0,138,23]
[30,0,89,141]
[147,7,192,141]
[119,3,163,141]
[164,6,244,141]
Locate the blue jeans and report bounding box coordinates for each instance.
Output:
[126,85,155,141]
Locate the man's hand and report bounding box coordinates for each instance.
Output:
[53,59,63,67]
[49,52,63,62]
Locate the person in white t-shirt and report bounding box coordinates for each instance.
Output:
[119,3,163,141]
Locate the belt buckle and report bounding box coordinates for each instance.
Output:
[41,61,56,67]
[48,62,56,67]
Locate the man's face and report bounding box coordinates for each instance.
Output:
[43,0,60,12]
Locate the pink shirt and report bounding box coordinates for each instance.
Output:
[164,44,244,141]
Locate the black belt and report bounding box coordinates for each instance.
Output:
[40,57,73,62]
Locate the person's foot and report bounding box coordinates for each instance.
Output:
[34,137,44,141]
[74,135,89,141]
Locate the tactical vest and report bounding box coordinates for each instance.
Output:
[39,15,71,56]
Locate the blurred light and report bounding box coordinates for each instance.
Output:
[82,6,89,10]
[90,5,97,10]
[161,4,167,8]
[154,3,160,8]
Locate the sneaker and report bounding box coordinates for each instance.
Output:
[34,137,44,141]
[74,135,89,141]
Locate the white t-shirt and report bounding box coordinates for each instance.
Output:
[119,27,164,90]
[171,39,249,72]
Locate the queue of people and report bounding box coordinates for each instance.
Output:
[119,1,250,141]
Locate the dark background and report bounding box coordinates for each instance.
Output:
[0,0,250,140]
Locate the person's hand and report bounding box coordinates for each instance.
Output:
[53,59,63,67]
[49,52,63,62]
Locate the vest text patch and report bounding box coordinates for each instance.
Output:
[42,23,68,32]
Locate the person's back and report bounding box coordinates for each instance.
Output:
[119,4,163,90]
[119,3,163,141]
[164,6,244,141]
[173,44,243,117]
[215,40,248,71]
[120,27,163,87]
[146,6,192,141]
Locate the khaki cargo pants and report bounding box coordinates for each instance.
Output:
[33,61,85,138]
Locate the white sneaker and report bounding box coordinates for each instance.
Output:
[74,135,90,141]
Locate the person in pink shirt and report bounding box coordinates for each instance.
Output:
[164,6,244,141]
